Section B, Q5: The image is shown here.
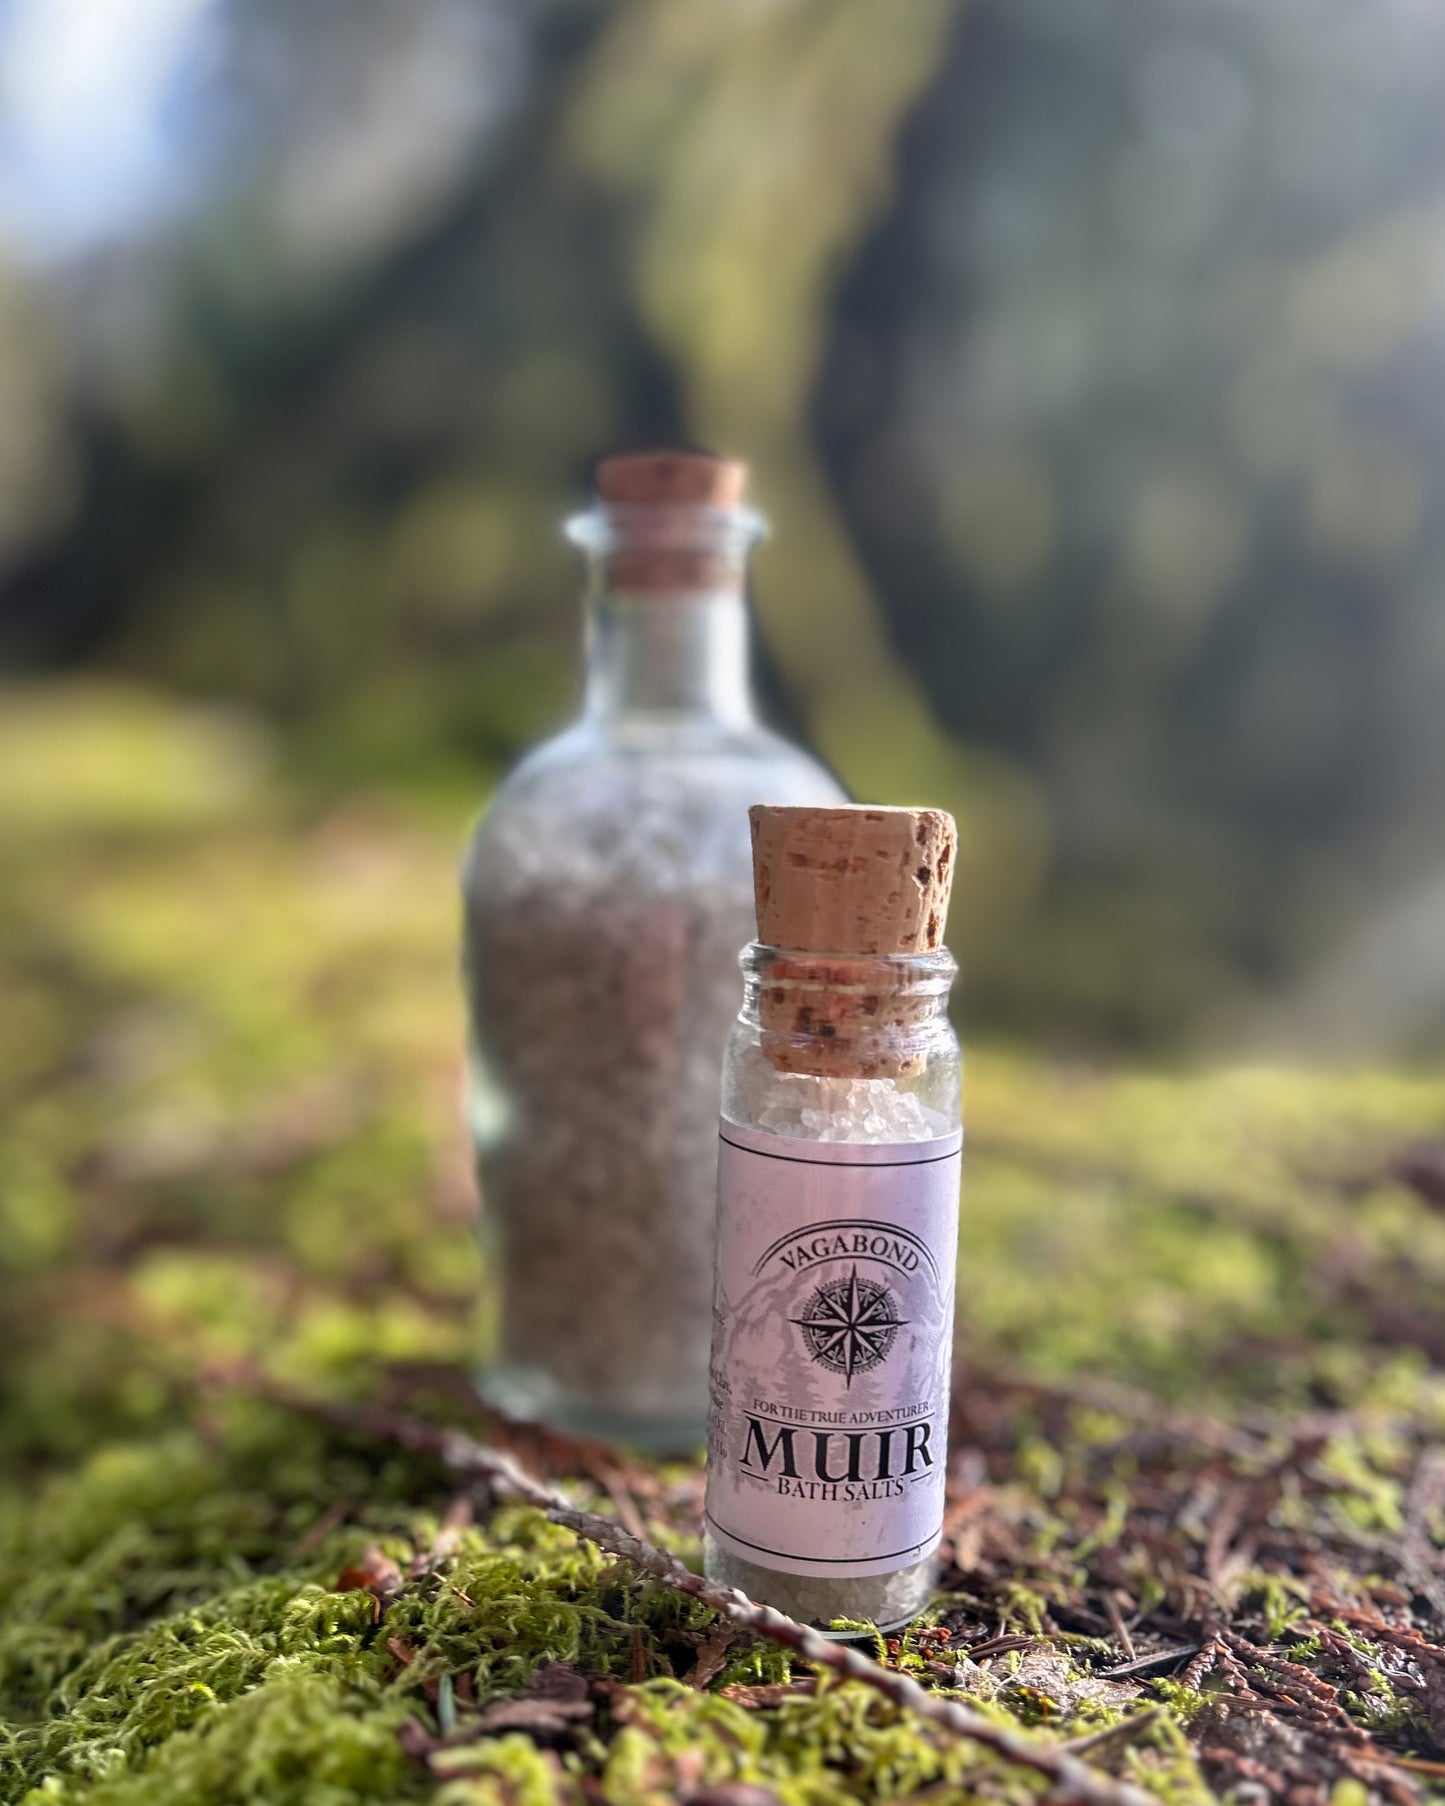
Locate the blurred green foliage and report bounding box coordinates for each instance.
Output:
[1,1,1444,1048]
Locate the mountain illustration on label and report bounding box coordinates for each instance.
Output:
[791,1266,907,1386]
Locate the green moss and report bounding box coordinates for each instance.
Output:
[430,1736,567,1806]
[19,1669,415,1806]
[2,688,1443,1803]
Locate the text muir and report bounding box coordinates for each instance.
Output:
[739,1415,935,1484]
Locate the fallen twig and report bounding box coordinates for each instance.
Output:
[720,1680,818,1707]
[1099,1645,1202,1681]
[408,1493,473,1580]
[1062,1707,1164,1757]
[261,1382,1159,1806]
[1104,1594,1137,1664]
[964,1634,1038,1661]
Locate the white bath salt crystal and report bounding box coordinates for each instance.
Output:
[731,1059,944,1144]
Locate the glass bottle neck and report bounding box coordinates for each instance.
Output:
[582,585,754,726]
[741,945,957,1019]
[740,944,958,1079]
[567,499,765,728]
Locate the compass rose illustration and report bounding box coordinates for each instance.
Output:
[792,1267,907,1386]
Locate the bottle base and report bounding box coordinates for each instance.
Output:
[475,1361,707,1457]
[704,1533,935,1637]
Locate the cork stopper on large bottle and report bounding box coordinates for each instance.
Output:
[594,451,749,593]
[596,451,747,510]
[748,805,957,1077]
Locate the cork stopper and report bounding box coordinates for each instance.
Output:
[595,451,747,510]
[748,806,957,1078]
[591,451,750,592]
[750,805,956,955]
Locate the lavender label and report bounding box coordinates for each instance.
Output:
[705,1119,963,1579]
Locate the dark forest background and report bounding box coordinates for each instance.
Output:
[2,0,1443,1055]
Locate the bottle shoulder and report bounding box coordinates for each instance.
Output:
[497,714,837,776]
[474,715,843,818]
[462,719,845,903]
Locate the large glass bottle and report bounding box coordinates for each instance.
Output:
[461,452,844,1451]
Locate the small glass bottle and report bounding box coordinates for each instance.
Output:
[705,805,962,1633]
[461,453,844,1451]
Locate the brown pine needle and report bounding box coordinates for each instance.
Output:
[1105,1592,1137,1663]
[1063,1708,1163,1756]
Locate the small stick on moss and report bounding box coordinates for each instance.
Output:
[1062,1708,1163,1757]
[408,1494,473,1580]
[295,1496,351,1556]
[1104,1594,1137,1664]
[259,1383,1159,1806]
[1100,1645,1201,1681]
